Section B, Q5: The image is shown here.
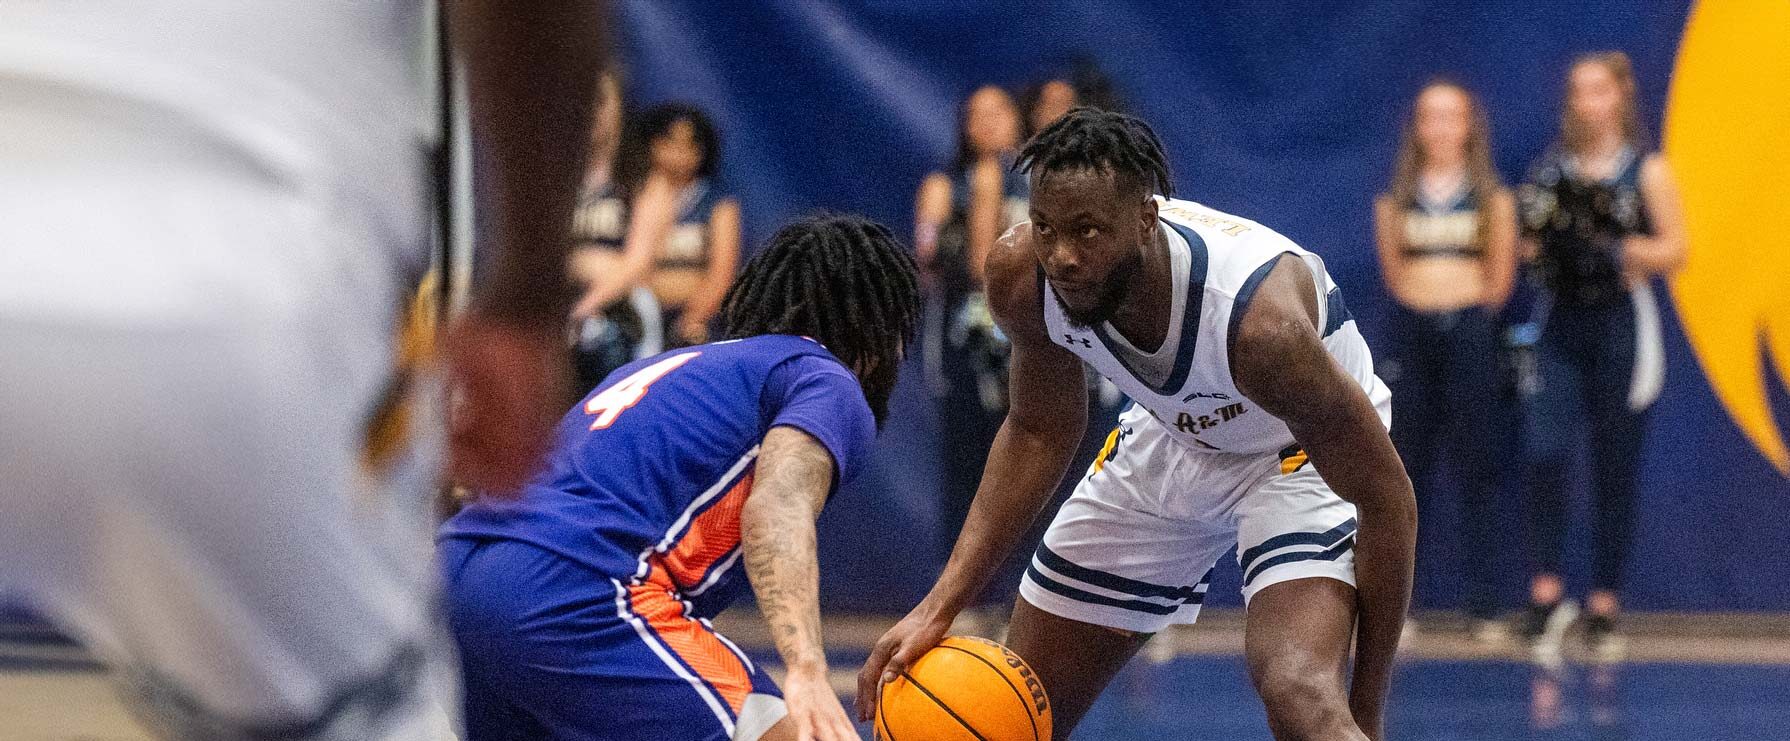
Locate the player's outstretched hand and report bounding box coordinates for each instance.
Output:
[446,312,568,494]
[855,606,952,721]
[780,665,861,741]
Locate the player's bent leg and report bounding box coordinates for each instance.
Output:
[1005,596,1152,740]
[1009,412,1230,739]
[1233,461,1371,740]
[1244,578,1367,741]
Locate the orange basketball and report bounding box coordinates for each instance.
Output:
[875,636,1052,741]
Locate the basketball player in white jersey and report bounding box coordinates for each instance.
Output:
[860,109,1416,740]
[0,2,604,738]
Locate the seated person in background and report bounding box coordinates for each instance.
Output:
[575,102,741,350]
[441,215,920,741]
[567,72,672,395]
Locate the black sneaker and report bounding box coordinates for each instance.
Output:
[1517,600,1579,653]
[1583,613,1628,662]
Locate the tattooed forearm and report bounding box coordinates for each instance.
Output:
[741,426,836,672]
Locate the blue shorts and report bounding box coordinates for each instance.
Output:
[440,537,784,740]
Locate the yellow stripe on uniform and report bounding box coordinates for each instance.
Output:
[1279,449,1309,475]
[361,269,440,473]
[1088,426,1122,476]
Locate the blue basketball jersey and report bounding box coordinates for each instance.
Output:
[440,334,875,617]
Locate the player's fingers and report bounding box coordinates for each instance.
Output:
[825,706,861,741]
[890,638,936,679]
[856,637,899,718]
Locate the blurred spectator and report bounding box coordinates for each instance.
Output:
[1515,52,1687,657]
[915,85,1028,620]
[567,73,669,396]
[1372,80,1516,638]
[576,102,740,350]
[1020,56,1125,137]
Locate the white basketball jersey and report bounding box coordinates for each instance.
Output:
[0,2,430,321]
[1042,197,1391,455]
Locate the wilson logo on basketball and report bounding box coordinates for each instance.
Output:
[1002,646,1050,714]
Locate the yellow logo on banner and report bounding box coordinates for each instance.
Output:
[1665,0,1790,476]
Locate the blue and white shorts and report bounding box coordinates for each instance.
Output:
[1020,405,1360,634]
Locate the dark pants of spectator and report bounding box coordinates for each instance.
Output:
[1524,297,1651,593]
[935,327,1010,608]
[1386,304,1507,619]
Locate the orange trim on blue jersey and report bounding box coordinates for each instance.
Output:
[628,563,754,714]
[662,472,755,590]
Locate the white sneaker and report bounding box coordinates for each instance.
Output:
[1524,600,1579,655]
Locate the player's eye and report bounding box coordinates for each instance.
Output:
[1081,226,1100,239]
[1035,223,1054,237]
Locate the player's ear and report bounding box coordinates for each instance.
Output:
[1138,191,1158,237]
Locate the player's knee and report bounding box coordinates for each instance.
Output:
[1254,670,1352,739]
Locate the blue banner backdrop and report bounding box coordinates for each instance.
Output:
[615,1,1790,613]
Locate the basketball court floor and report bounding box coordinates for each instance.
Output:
[6,611,1789,740]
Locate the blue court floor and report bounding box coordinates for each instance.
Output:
[803,649,1790,740]
[8,614,1790,739]
[1072,656,1790,740]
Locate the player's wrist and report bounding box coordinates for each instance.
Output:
[917,582,972,621]
[784,657,830,679]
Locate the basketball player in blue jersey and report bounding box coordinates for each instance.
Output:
[861,109,1417,740]
[441,215,920,741]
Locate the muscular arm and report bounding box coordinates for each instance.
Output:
[452,0,607,325]
[741,425,837,675]
[857,225,1088,713]
[1624,155,1689,277]
[445,0,606,492]
[919,225,1089,618]
[1229,257,1416,740]
[743,425,862,740]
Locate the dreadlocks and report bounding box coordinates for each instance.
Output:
[1016,106,1174,198]
[719,214,920,423]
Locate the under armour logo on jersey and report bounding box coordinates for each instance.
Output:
[1063,333,1092,348]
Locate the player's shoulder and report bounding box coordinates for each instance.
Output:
[985,222,1048,337]
[1158,197,1309,290]
[986,221,1039,302]
[987,221,1036,283]
[1156,196,1299,252]
[623,335,841,391]
[704,334,843,370]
